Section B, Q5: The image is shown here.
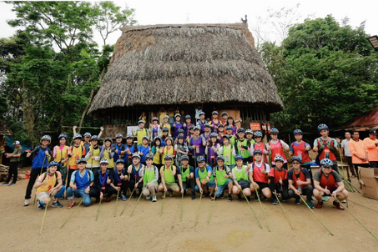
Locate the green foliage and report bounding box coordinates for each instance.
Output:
[261,15,378,133]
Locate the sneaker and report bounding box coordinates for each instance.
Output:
[322,196,329,202]
[122,195,127,201]
[272,198,278,205]
[228,195,233,202]
[237,194,242,201]
[146,196,151,200]
[152,195,157,202]
[118,194,122,199]
[295,198,301,205]
[333,200,345,210]
[306,201,314,209]
[52,201,63,208]
[106,197,111,202]
[191,195,196,200]
[9,183,16,186]
[37,200,44,210]
[1,182,8,186]
[341,199,347,203]
[315,201,323,209]
[24,199,29,207]
[220,192,224,198]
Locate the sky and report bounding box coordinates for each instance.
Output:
[0,0,377,48]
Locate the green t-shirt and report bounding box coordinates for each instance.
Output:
[10,146,23,162]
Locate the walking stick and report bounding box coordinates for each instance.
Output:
[120,187,135,216]
[194,192,203,226]
[61,193,88,229]
[273,192,294,229]
[299,195,333,235]
[130,190,143,217]
[33,155,48,207]
[39,192,51,235]
[180,191,184,221]
[114,190,120,217]
[160,191,167,216]
[253,186,271,232]
[207,189,217,224]
[241,190,262,229]
[96,197,103,221]
[334,197,378,241]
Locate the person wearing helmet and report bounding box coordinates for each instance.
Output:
[112,134,126,162]
[137,136,151,165]
[313,124,339,172]
[175,135,189,167]
[132,120,150,146]
[250,131,268,163]
[235,128,251,164]
[209,111,221,133]
[220,112,228,128]
[52,134,69,185]
[225,117,238,136]
[288,156,314,208]
[112,159,128,201]
[290,129,312,181]
[197,111,207,134]
[188,127,206,167]
[67,134,86,191]
[217,124,225,145]
[90,158,116,202]
[127,154,145,197]
[178,155,196,200]
[151,137,163,170]
[269,155,289,205]
[225,126,236,145]
[158,155,183,197]
[248,150,272,201]
[172,114,183,140]
[195,105,203,124]
[24,135,52,206]
[348,131,369,180]
[245,130,255,163]
[85,135,101,174]
[183,115,193,139]
[195,156,215,200]
[67,158,94,208]
[161,127,170,144]
[149,117,161,141]
[72,125,104,151]
[3,141,22,186]
[123,134,136,166]
[313,158,348,210]
[34,161,65,209]
[160,115,171,137]
[267,128,290,169]
[202,123,212,144]
[213,155,233,201]
[206,133,220,167]
[186,125,195,144]
[142,153,159,202]
[217,135,237,168]
[100,138,115,170]
[232,155,252,201]
[161,137,175,165]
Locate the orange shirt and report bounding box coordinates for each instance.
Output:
[363,137,378,161]
[348,139,368,164]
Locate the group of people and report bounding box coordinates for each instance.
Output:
[14,110,377,214]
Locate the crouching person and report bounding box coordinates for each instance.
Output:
[249,150,272,201]
[269,155,289,204]
[113,159,129,201]
[67,158,93,208]
[142,153,159,202]
[195,156,216,200]
[179,155,196,200]
[34,161,65,209]
[158,155,183,197]
[90,158,116,202]
[213,155,233,202]
[232,155,251,201]
[313,158,348,210]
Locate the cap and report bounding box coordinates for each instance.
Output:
[13,141,20,145]
[369,129,377,135]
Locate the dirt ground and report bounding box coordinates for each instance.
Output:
[0,167,377,252]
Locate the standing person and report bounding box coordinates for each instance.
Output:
[348,131,369,180]
[24,135,52,206]
[235,128,250,164]
[100,137,115,170]
[161,128,170,143]
[245,130,255,163]
[195,156,215,200]
[160,115,171,137]
[179,155,196,200]
[66,158,94,208]
[149,117,161,141]
[158,107,167,125]
[363,129,378,168]
[202,123,212,145]
[86,135,101,174]
[67,134,86,189]
[123,134,135,166]
[142,153,159,202]
[313,124,339,172]
[232,155,251,201]
[217,135,237,168]
[209,111,221,133]
[186,125,195,145]
[340,132,356,179]
[250,132,268,163]
[183,115,193,139]
[112,159,129,201]
[3,140,23,186]
[195,105,203,124]
[137,136,151,165]
[158,155,183,197]
[127,154,145,198]
[225,126,236,145]
[112,134,126,162]
[225,117,238,136]
[161,137,175,165]
[220,112,228,127]
[73,126,104,151]
[167,107,175,124]
[290,129,312,180]
[34,161,65,209]
[213,155,233,201]
[132,120,150,146]
[206,133,220,167]
[172,114,183,140]
[89,158,116,202]
[267,128,290,169]
[217,124,225,145]
[269,155,289,204]
[52,134,68,185]
[188,126,206,168]
[175,135,189,167]
[313,158,348,210]
[248,150,272,201]
[197,111,207,134]
[152,137,163,170]
[288,156,314,208]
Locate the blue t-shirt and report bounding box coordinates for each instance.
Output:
[195,166,212,178]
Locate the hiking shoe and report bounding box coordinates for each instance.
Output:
[52,201,63,208]
[37,200,44,210]
[228,195,233,202]
[9,183,16,186]
[106,197,111,202]
[322,196,329,201]
[272,198,278,205]
[191,195,196,200]
[295,198,301,205]
[24,199,29,207]
[237,194,242,201]
[316,201,323,208]
[152,195,157,202]
[146,196,151,200]
[122,195,127,201]
[1,182,8,186]
[307,201,314,209]
[220,192,224,198]
[333,200,345,210]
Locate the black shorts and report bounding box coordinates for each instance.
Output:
[255,181,269,190]
[238,180,250,190]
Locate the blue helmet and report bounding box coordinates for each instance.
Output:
[178,129,185,134]
[293,129,303,135]
[254,131,262,137]
[180,155,189,161]
[145,153,154,160]
[163,127,169,132]
[234,155,244,161]
[222,135,230,140]
[253,149,262,156]
[317,124,329,131]
[177,135,185,139]
[226,126,233,131]
[237,128,245,133]
[185,115,191,120]
[291,156,302,163]
[48,161,59,167]
[274,155,285,162]
[270,128,279,134]
[58,134,67,140]
[197,156,205,163]
[40,135,52,143]
[320,158,333,167]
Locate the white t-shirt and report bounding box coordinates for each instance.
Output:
[248,161,271,173]
[341,139,352,157]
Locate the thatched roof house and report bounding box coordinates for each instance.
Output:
[89,23,283,128]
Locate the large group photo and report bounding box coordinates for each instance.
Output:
[0,1,377,251]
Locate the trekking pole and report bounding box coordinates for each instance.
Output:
[39,192,51,235]
[194,192,203,226]
[299,195,333,235]
[160,191,167,216]
[95,197,103,221]
[60,194,88,229]
[241,190,262,229]
[253,186,271,232]
[207,189,217,224]
[33,155,48,207]
[273,192,294,229]
[114,190,120,217]
[180,190,184,221]
[120,187,135,216]
[130,190,143,217]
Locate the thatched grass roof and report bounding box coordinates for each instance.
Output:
[88,23,283,114]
